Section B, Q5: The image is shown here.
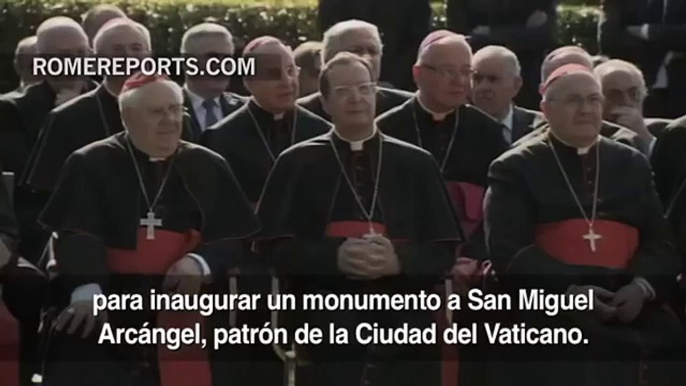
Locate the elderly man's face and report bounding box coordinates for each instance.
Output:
[472,55,522,119]
[185,35,233,96]
[322,61,376,130]
[335,30,382,81]
[124,82,184,156]
[600,70,644,121]
[414,41,473,109]
[245,44,299,113]
[542,72,603,146]
[97,25,150,59]
[40,27,90,91]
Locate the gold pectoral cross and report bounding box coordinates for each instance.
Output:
[583,227,602,252]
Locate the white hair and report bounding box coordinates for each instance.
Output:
[321,20,382,63]
[473,45,521,77]
[15,36,37,56]
[36,17,88,54]
[181,23,234,54]
[594,59,647,100]
[118,79,183,112]
[93,18,151,55]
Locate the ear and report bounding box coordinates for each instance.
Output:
[540,99,549,116]
[412,65,421,85]
[513,76,523,95]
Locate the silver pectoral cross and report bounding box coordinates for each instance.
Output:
[583,227,602,252]
[140,210,162,240]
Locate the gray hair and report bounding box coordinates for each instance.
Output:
[473,45,521,77]
[93,18,151,55]
[15,36,37,57]
[36,17,88,54]
[181,23,234,55]
[541,46,592,81]
[594,59,647,100]
[321,20,382,63]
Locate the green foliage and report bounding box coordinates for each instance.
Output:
[0,0,603,88]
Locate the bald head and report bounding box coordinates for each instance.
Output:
[541,46,592,82]
[417,34,471,67]
[82,4,127,44]
[36,17,89,55]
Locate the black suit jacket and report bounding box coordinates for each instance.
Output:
[511,106,542,143]
[182,89,247,143]
[600,0,686,90]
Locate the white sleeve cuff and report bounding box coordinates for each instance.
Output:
[641,24,650,40]
[633,277,656,301]
[71,283,103,303]
[187,253,211,276]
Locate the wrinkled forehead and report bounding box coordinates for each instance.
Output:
[473,55,513,75]
[251,42,294,65]
[548,71,601,97]
[600,69,642,89]
[420,39,471,65]
[328,61,373,87]
[338,29,379,49]
[137,82,183,105]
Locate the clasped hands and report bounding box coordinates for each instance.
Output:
[54,256,205,338]
[337,235,400,280]
[568,282,650,323]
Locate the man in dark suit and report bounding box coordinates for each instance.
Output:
[297,20,413,121]
[3,36,40,98]
[514,46,652,155]
[447,0,557,110]
[471,45,540,144]
[594,59,674,155]
[180,23,246,142]
[317,0,431,90]
[599,0,686,119]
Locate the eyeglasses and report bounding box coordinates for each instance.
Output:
[546,94,605,109]
[422,64,474,80]
[332,82,377,99]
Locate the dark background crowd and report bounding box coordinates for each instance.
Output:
[1,1,686,386]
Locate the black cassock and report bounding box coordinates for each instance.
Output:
[484,133,686,386]
[200,100,329,385]
[25,84,197,195]
[256,132,462,386]
[38,133,259,386]
[297,86,413,121]
[376,98,509,261]
[0,80,96,264]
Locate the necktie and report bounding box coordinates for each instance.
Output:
[202,98,219,130]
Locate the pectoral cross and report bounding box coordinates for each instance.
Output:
[583,227,602,252]
[140,210,162,240]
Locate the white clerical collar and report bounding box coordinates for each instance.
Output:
[501,104,514,131]
[551,132,599,154]
[251,97,285,120]
[416,93,453,121]
[184,85,220,110]
[334,126,378,151]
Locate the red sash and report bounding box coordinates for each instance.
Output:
[445,182,486,239]
[0,302,19,386]
[534,219,639,268]
[106,228,211,386]
[325,221,387,238]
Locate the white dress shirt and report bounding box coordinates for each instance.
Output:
[185,86,223,133]
[500,105,515,144]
